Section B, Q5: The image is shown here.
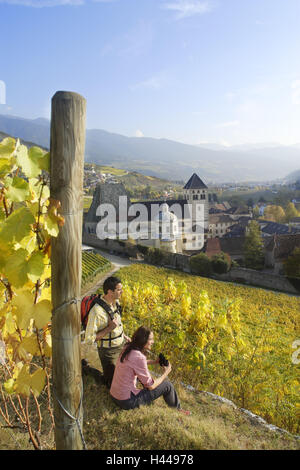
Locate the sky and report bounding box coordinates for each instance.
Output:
[1,0,300,146]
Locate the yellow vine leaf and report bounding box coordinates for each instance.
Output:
[12,290,35,330]
[18,335,40,359]
[3,378,15,395]
[14,234,37,255]
[3,248,29,288]
[43,211,60,237]
[43,334,52,358]
[27,251,46,283]
[0,206,35,244]
[0,137,16,158]
[2,312,17,336]
[31,368,46,397]
[14,364,31,396]
[5,176,30,203]
[16,145,47,179]
[33,299,52,329]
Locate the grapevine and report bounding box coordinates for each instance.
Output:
[118,264,300,434]
[0,137,62,449]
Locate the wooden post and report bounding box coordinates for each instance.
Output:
[50,91,86,450]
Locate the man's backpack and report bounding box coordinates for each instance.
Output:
[81,294,122,330]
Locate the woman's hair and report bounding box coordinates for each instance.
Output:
[120,326,152,363]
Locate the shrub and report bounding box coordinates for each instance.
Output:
[211,252,231,274]
[190,253,212,276]
[137,244,149,255]
[284,247,300,279]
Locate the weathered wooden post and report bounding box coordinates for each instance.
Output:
[50,91,86,450]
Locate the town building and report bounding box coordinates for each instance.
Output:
[83,172,209,253]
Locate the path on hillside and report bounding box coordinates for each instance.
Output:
[82,247,141,296]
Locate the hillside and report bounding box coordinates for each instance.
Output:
[81,375,300,450]
[85,163,183,190]
[285,168,300,183]
[1,114,300,183]
[1,372,299,450]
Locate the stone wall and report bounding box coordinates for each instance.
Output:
[82,234,299,295]
[213,267,299,295]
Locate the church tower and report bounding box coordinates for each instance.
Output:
[182,173,208,251]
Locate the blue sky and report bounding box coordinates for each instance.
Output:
[1,0,300,146]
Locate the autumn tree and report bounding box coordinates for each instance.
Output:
[244,220,264,270]
[285,202,299,223]
[264,205,285,223]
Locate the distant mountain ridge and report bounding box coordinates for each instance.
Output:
[1,113,300,183]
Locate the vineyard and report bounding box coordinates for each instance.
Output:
[81,251,111,288]
[111,264,300,434]
[0,134,299,449]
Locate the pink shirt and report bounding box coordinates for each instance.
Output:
[110,349,154,401]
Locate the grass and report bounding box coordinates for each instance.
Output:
[81,371,300,450]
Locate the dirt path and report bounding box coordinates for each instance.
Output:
[81,247,141,296]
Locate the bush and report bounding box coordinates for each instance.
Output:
[284,247,300,279]
[190,253,212,276]
[145,247,174,266]
[211,252,231,274]
[137,244,149,255]
[145,247,164,265]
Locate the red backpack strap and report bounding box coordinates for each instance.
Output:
[81,294,97,328]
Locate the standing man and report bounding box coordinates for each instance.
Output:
[84,276,130,388]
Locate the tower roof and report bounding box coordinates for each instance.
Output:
[184,173,207,190]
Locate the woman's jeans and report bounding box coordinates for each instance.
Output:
[111,379,181,410]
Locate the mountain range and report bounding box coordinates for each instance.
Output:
[0,113,299,184]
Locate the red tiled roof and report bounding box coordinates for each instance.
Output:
[205,238,221,257]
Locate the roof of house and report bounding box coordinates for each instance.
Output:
[259,221,300,235]
[264,233,300,260]
[209,214,234,225]
[205,238,221,257]
[183,173,208,190]
[226,206,249,215]
[219,237,246,255]
[223,224,246,237]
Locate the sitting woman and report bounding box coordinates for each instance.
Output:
[110,326,190,415]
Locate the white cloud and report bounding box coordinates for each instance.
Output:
[130,73,166,91]
[162,0,214,20]
[217,120,240,128]
[135,129,144,138]
[291,80,300,105]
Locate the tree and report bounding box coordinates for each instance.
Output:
[252,206,260,219]
[244,220,264,270]
[264,205,286,223]
[284,248,300,278]
[247,197,254,208]
[285,202,299,223]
